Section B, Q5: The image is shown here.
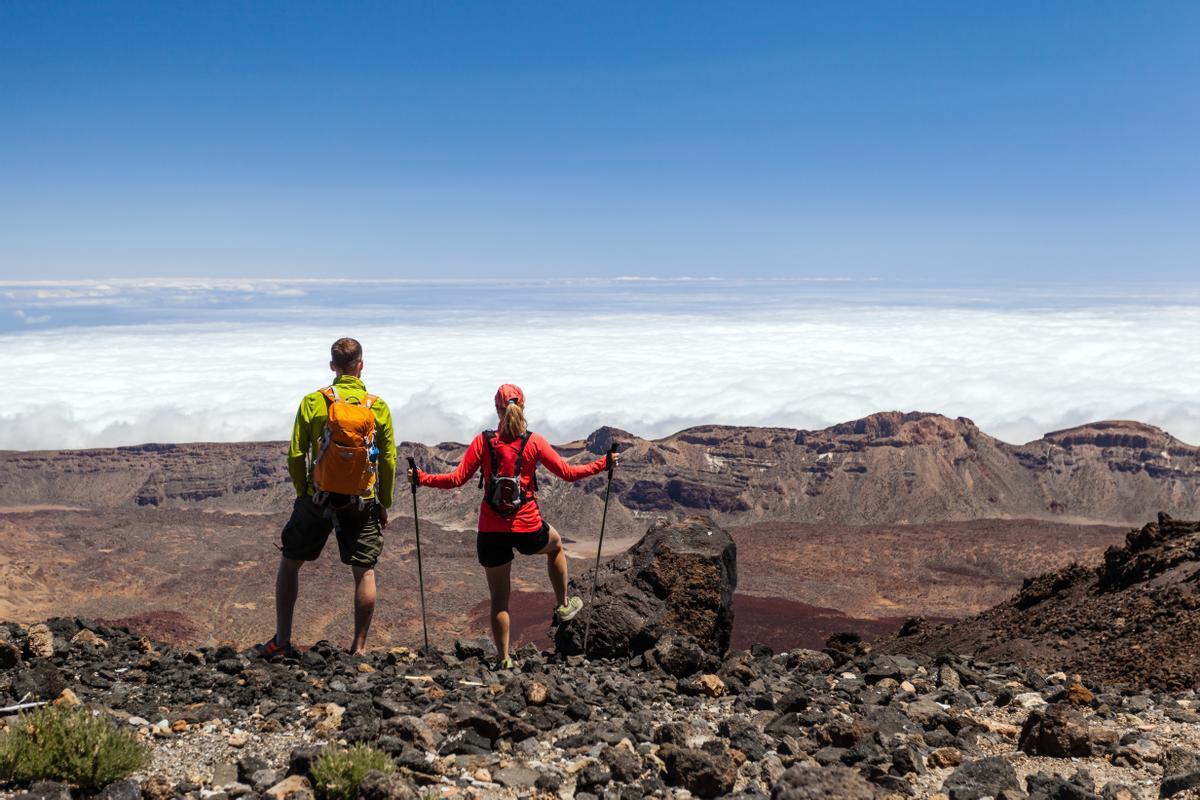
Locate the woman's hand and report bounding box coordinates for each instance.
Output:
[407,467,417,484]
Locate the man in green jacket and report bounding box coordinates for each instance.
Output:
[258,337,397,657]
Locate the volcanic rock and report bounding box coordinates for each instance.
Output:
[660,743,738,798]
[1025,770,1097,799]
[770,763,879,799]
[70,628,108,650]
[140,776,173,800]
[265,775,314,800]
[942,756,1022,800]
[493,765,541,789]
[1161,771,1200,798]
[93,781,140,800]
[25,623,54,659]
[285,747,323,780]
[651,631,710,677]
[553,515,736,659]
[693,673,727,697]
[18,782,72,800]
[787,648,835,672]
[237,755,271,783]
[354,770,419,800]
[600,743,643,783]
[0,640,20,669]
[1019,703,1118,758]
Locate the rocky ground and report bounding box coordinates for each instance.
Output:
[4,618,1200,799]
[7,515,1200,800]
[878,514,1200,691]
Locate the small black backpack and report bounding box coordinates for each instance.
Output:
[479,430,539,516]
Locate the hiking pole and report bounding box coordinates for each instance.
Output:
[583,443,619,656]
[406,457,431,654]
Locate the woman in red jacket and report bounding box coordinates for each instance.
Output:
[408,384,616,668]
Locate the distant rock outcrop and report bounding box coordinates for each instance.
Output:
[553,515,736,660]
[879,513,1200,690]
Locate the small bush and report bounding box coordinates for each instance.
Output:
[311,744,396,800]
[0,706,149,789]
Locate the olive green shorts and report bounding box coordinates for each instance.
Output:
[280,495,384,568]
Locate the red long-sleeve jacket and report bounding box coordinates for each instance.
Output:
[418,431,608,533]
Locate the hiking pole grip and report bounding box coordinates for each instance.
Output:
[406,456,418,493]
[606,443,619,475]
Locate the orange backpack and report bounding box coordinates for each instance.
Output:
[312,386,379,497]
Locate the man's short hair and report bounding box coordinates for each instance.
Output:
[331,337,363,370]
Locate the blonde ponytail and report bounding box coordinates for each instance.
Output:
[499,401,528,439]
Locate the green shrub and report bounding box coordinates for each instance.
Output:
[0,705,149,789]
[311,744,396,800]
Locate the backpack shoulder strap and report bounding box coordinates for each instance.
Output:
[319,386,339,404]
[479,430,496,488]
[362,393,377,409]
[515,432,538,492]
[513,432,532,471]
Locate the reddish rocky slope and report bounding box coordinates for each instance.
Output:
[878,513,1200,691]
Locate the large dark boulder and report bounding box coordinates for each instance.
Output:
[660,744,738,798]
[942,757,1022,800]
[1018,704,1118,758]
[553,515,736,659]
[770,764,879,799]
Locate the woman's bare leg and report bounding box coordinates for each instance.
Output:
[484,562,513,660]
[538,526,568,607]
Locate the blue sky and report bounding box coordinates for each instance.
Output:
[2,2,1197,282]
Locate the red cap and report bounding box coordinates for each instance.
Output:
[494,383,525,409]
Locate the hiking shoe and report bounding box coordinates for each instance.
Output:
[556,596,584,622]
[255,637,300,661]
[494,657,515,671]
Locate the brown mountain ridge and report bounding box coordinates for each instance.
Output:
[2,412,1197,535]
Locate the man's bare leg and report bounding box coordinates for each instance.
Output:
[274,556,303,647]
[350,566,377,654]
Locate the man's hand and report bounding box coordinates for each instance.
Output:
[377,505,389,529]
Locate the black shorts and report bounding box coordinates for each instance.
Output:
[476,522,551,568]
[280,495,384,568]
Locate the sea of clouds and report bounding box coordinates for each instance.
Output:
[3,279,1199,450]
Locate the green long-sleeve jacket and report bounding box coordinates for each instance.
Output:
[287,375,396,508]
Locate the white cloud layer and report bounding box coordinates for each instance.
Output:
[3,298,1200,450]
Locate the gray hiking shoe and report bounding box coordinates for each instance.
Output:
[556,596,584,622]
